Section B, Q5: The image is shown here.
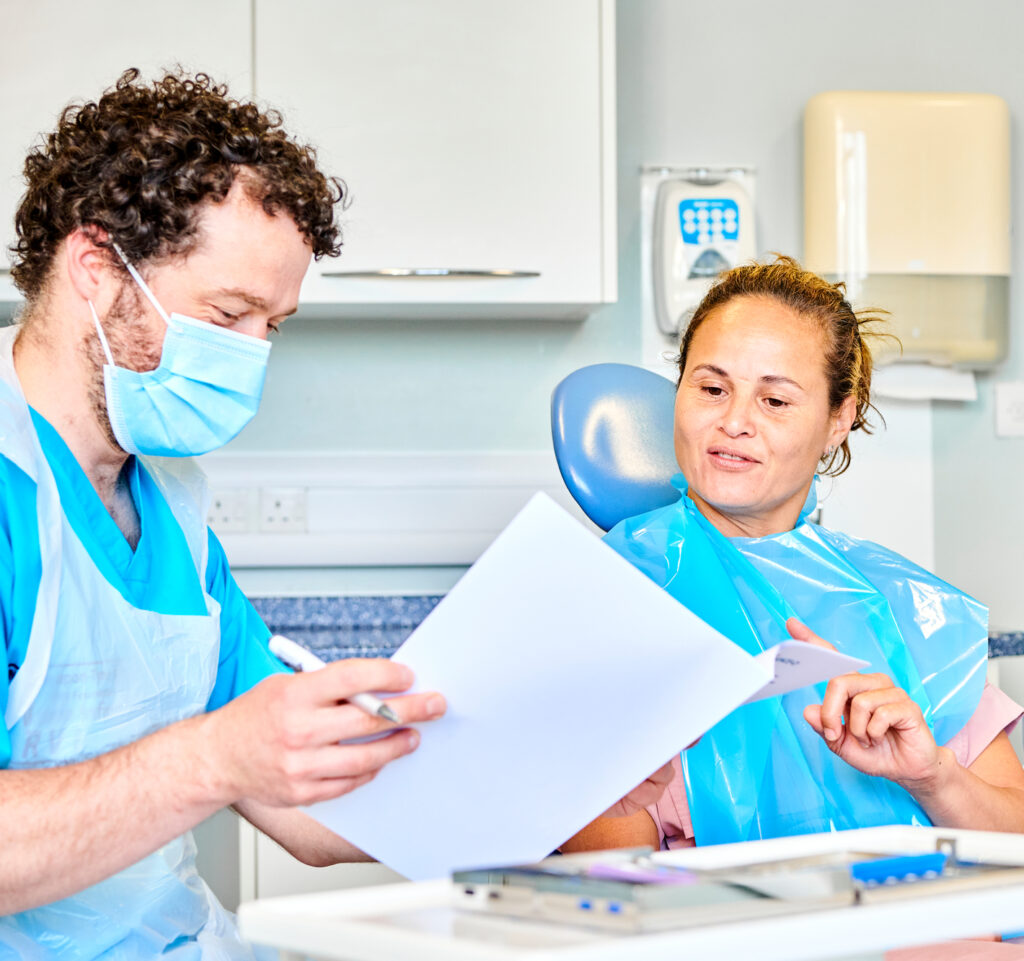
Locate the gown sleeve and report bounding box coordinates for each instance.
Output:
[0,458,44,768]
[203,527,289,712]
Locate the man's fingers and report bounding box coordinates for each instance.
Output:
[299,658,416,702]
[304,728,422,781]
[288,771,379,807]
[786,617,836,651]
[376,691,447,726]
[315,692,446,743]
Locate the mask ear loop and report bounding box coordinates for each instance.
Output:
[87,300,115,367]
[111,243,171,325]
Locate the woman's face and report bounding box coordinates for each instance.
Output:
[674,295,856,537]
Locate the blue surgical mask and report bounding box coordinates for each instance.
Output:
[88,247,272,457]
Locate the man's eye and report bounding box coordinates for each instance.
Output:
[765,397,788,409]
[217,307,239,321]
[701,385,724,397]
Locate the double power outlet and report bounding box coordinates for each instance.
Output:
[208,487,308,535]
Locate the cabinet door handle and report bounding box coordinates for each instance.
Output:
[320,268,541,279]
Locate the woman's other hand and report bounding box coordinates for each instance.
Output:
[803,672,943,788]
[601,761,675,817]
[786,617,837,650]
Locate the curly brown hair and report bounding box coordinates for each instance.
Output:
[677,255,898,477]
[11,68,344,304]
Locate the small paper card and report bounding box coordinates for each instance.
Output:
[745,642,869,704]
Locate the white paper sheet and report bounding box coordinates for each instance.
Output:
[304,494,861,881]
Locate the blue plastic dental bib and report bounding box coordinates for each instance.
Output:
[604,475,988,846]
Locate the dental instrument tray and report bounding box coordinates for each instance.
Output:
[452,835,1024,933]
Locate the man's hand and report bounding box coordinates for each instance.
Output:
[202,659,446,808]
[601,761,675,817]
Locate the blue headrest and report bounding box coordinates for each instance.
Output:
[551,363,681,532]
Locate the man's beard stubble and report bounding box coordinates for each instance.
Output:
[83,280,164,453]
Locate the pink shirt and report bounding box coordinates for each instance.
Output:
[647,682,1024,850]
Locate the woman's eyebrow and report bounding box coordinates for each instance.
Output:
[691,363,730,377]
[761,374,805,391]
[691,364,804,392]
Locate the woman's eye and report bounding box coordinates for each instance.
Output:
[217,307,240,322]
[765,397,789,409]
[701,385,725,397]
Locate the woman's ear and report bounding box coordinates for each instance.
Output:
[63,226,113,303]
[829,395,857,449]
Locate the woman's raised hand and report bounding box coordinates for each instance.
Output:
[803,672,942,787]
[787,618,942,788]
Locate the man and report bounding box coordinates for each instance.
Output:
[0,69,669,957]
[0,68,449,956]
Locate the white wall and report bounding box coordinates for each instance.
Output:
[611,0,1022,623]
[11,1,1012,613]
[232,0,1023,607]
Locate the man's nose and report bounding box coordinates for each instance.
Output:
[234,316,273,341]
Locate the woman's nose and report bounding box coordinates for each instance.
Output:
[720,395,756,436]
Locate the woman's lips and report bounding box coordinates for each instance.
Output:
[708,448,760,470]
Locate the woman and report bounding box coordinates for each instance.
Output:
[563,256,1024,856]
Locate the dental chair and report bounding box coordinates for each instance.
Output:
[550,363,681,532]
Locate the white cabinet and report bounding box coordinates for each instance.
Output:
[194,810,404,911]
[254,0,616,320]
[246,823,405,901]
[0,1,615,321]
[0,0,253,309]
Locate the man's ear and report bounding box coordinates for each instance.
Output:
[63,226,113,303]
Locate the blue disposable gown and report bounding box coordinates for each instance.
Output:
[0,408,287,770]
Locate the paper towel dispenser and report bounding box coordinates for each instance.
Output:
[804,91,1010,368]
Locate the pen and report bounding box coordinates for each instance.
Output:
[268,634,401,724]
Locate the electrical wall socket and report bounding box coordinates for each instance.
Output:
[259,487,308,534]
[207,488,258,535]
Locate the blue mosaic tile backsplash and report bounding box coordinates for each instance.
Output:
[251,595,443,661]
[252,595,1024,662]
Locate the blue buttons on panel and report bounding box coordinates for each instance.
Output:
[678,198,739,245]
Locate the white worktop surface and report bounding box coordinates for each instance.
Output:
[238,826,1024,961]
